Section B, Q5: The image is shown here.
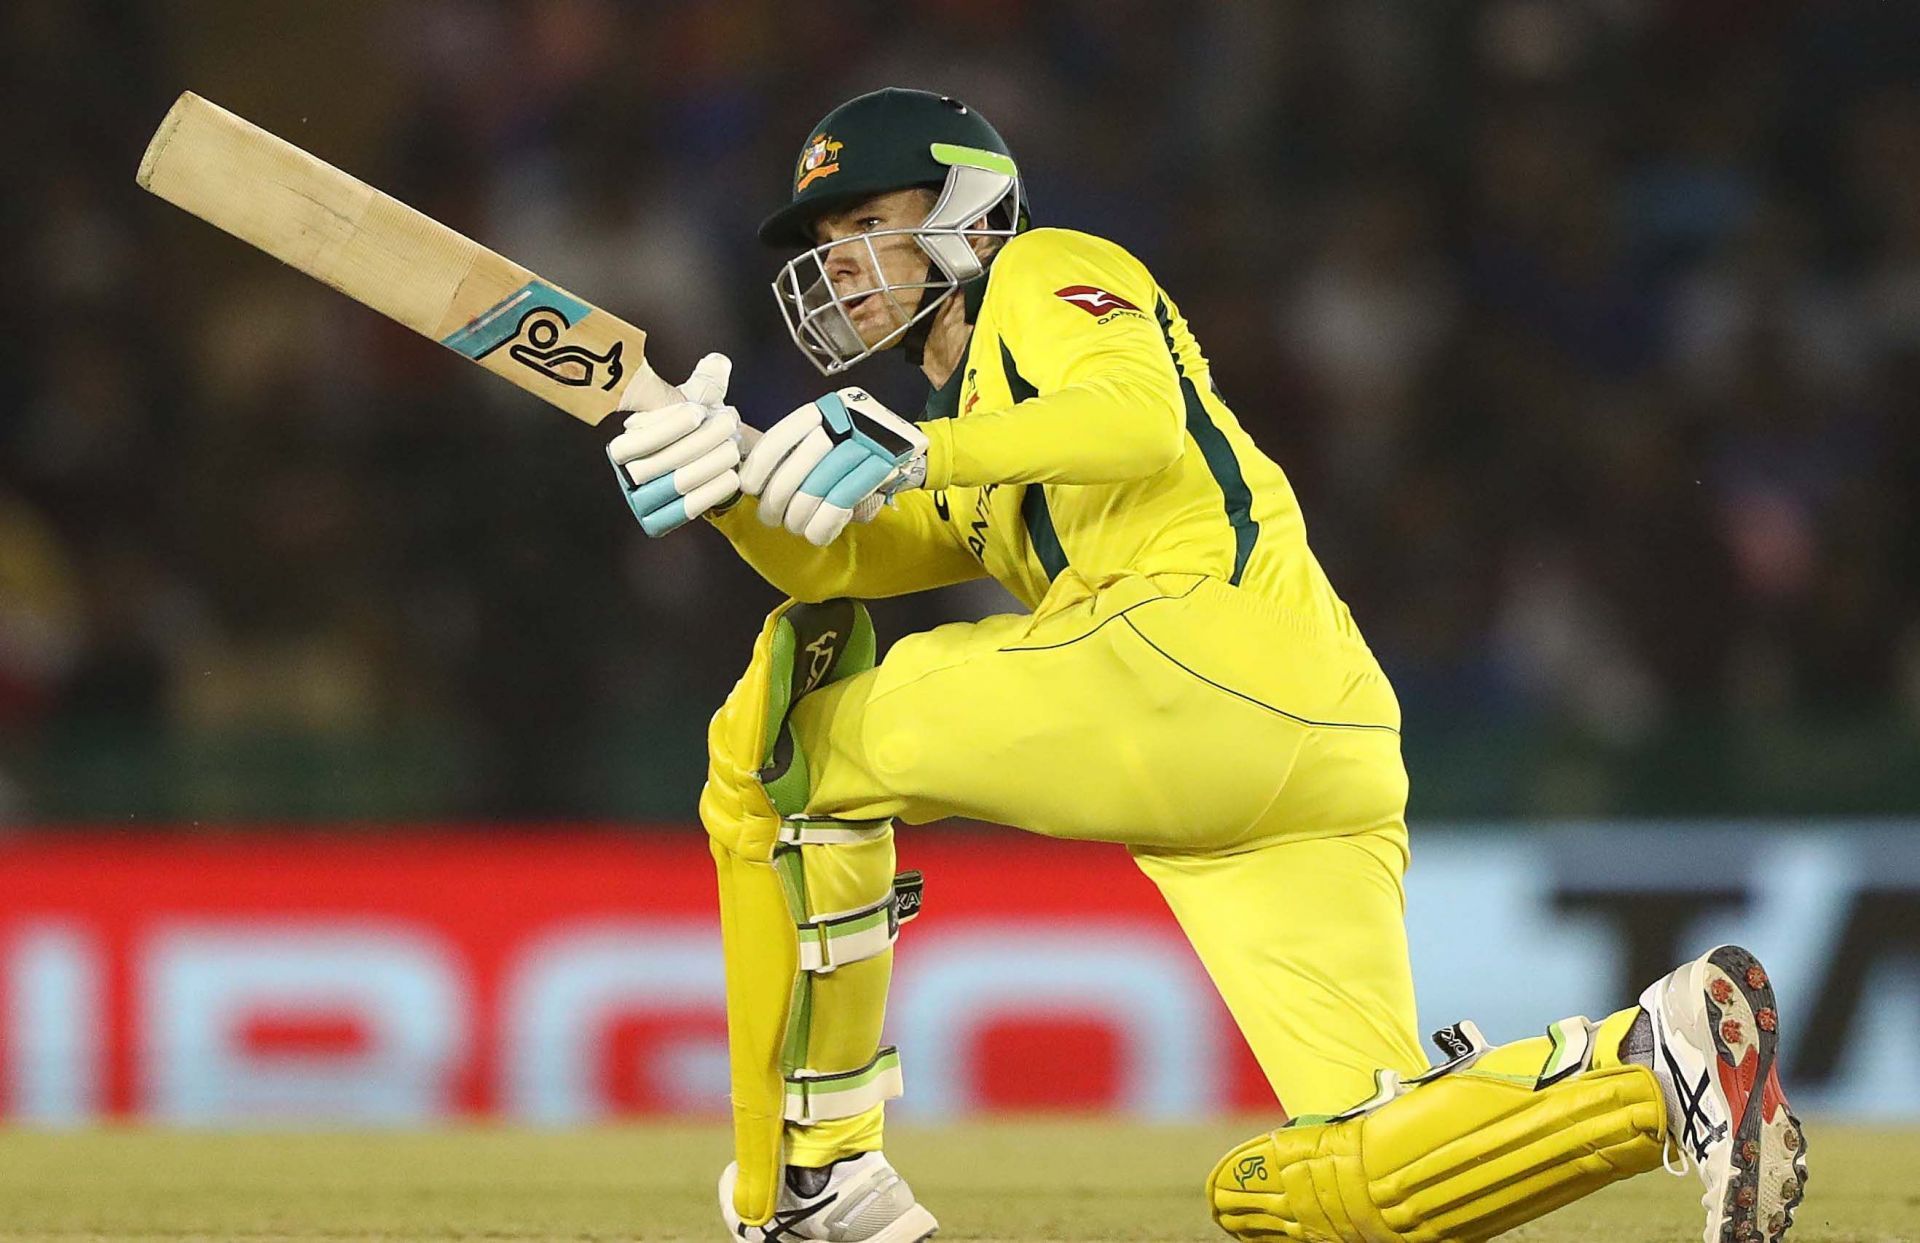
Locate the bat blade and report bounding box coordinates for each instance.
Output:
[136,91,677,420]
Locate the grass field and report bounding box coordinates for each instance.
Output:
[0,1119,1912,1242]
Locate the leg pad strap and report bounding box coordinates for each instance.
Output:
[779,847,924,974]
[785,1046,905,1124]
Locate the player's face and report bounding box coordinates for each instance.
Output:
[811,189,939,348]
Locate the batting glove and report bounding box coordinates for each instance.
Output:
[606,353,742,537]
[740,388,928,547]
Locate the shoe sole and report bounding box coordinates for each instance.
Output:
[1701,946,1808,1242]
[864,1205,938,1243]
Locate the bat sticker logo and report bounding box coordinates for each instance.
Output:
[504,307,625,391]
[440,279,623,390]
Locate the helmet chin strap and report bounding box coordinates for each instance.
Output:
[899,258,945,368]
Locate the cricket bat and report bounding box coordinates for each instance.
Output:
[136,91,683,420]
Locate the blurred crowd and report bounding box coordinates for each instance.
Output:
[2,0,1916,824]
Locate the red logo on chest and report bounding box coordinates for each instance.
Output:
[1054,285,1139,316]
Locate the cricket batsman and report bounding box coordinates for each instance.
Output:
[605,89,1808,1242]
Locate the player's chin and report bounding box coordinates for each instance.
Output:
[849,296,913,349]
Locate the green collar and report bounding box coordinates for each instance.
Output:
[922,344,968,420]
[918,275,988,421]
[960,269,989,319]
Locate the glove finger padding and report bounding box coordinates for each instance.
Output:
[678,437,744,492]
[822,454,900,510]
[616,406,740,484]
[611,407,744,537]
[739,404,821,496]
[757,428,834,528]
[783,490,827,539]
[640,469,741,536]
[607,403,704,465]
[633,461,741,535]
[678,352,733,409]
[802,501,855,547]
[620,432,741,515]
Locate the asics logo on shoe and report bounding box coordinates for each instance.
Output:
[745,1194,835,1241]
[1662,1042,1727,1163]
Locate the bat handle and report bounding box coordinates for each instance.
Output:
[615,358,764,453]
[616,361,682,413]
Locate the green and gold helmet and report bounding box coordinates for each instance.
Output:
[762,88,1026,375]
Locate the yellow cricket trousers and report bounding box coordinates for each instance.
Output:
[790,569,1426,1116]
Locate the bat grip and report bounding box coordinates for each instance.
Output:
[616,357,770,455]
[618,362,682,413]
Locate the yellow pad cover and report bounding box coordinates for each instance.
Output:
[1211,1012,1664,1242]
[702,599,906,1227]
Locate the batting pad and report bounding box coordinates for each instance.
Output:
[1210,1016,1665,1242]
[702,598,916,1226]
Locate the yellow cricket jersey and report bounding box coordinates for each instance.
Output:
[714,227,1367,648]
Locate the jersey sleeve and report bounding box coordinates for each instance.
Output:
[707,489,986,602]
[921,229,1186,490]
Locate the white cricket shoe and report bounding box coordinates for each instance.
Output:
[1640,944,1808,1243]
[719,1152,938,1242]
